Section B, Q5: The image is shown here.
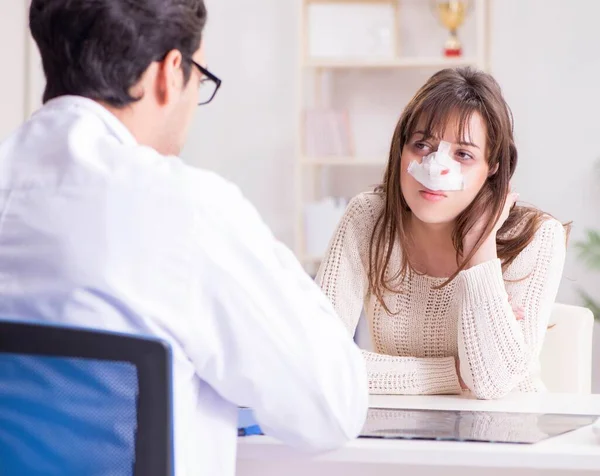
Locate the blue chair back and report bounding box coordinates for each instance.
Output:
[0,320,173,476]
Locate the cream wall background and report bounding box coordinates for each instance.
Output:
[0,2,28,137]
[2,0,599,390]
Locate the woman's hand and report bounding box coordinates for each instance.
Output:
[463,191,519,267]
[508,295,525,321]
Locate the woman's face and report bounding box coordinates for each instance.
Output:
[400,112,490,226]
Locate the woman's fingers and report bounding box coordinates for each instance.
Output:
[508,295,524,320]
[514,305,525,321]
[515,308,525,321]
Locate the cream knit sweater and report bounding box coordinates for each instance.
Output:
[316,192,566,400]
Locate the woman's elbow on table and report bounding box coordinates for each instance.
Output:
[460,347,529,400]
[468,370,523,400]
[470,383,512,401]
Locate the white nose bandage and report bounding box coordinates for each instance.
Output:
[407,141,465,191]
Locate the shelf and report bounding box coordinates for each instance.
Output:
[303,57,479,70]
[302,156,387,166]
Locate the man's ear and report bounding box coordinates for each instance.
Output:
[488,162,499,177]
[156,49,184,106]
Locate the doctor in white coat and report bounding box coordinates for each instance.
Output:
[0,1,368,475]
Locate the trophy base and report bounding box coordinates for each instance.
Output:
[444,47,462,57]
[444,34,462,57]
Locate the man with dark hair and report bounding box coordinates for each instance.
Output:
[0,1,368,475]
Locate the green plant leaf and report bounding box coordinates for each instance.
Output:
[578,290,600,322]
[575,229,600,270]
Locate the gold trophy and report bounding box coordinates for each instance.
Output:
[431,1,470,57]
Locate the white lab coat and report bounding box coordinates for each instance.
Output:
[0,96,368,476]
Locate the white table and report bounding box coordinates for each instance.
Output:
[236,393,600,476]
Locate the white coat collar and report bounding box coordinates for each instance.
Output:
[41,95,138,146]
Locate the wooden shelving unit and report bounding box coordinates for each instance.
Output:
[295,0,490,271]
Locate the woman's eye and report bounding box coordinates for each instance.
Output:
[456,150,473,161]
[414,141,430,152]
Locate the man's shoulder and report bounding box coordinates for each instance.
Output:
[107,145,239,204]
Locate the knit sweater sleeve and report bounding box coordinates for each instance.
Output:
[316,193,462,395]
[456,219,567,400]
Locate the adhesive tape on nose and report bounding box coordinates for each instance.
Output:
[407,140,465,191]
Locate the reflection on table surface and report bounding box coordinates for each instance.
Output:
[361,407,599,444]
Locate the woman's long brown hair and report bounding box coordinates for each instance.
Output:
[368,67,569,313]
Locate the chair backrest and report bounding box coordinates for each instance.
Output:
[0,320,173,476]
[539,303,595,394]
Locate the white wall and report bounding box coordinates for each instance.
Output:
[0,1,27,139]
[182,0,299,244]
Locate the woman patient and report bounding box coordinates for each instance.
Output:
[316,67,568,400]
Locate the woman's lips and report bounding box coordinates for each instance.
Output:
[419,188,447,202]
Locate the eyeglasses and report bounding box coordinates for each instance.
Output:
[190,60,222,106]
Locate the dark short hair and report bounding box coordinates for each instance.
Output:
[30,0,207,107]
